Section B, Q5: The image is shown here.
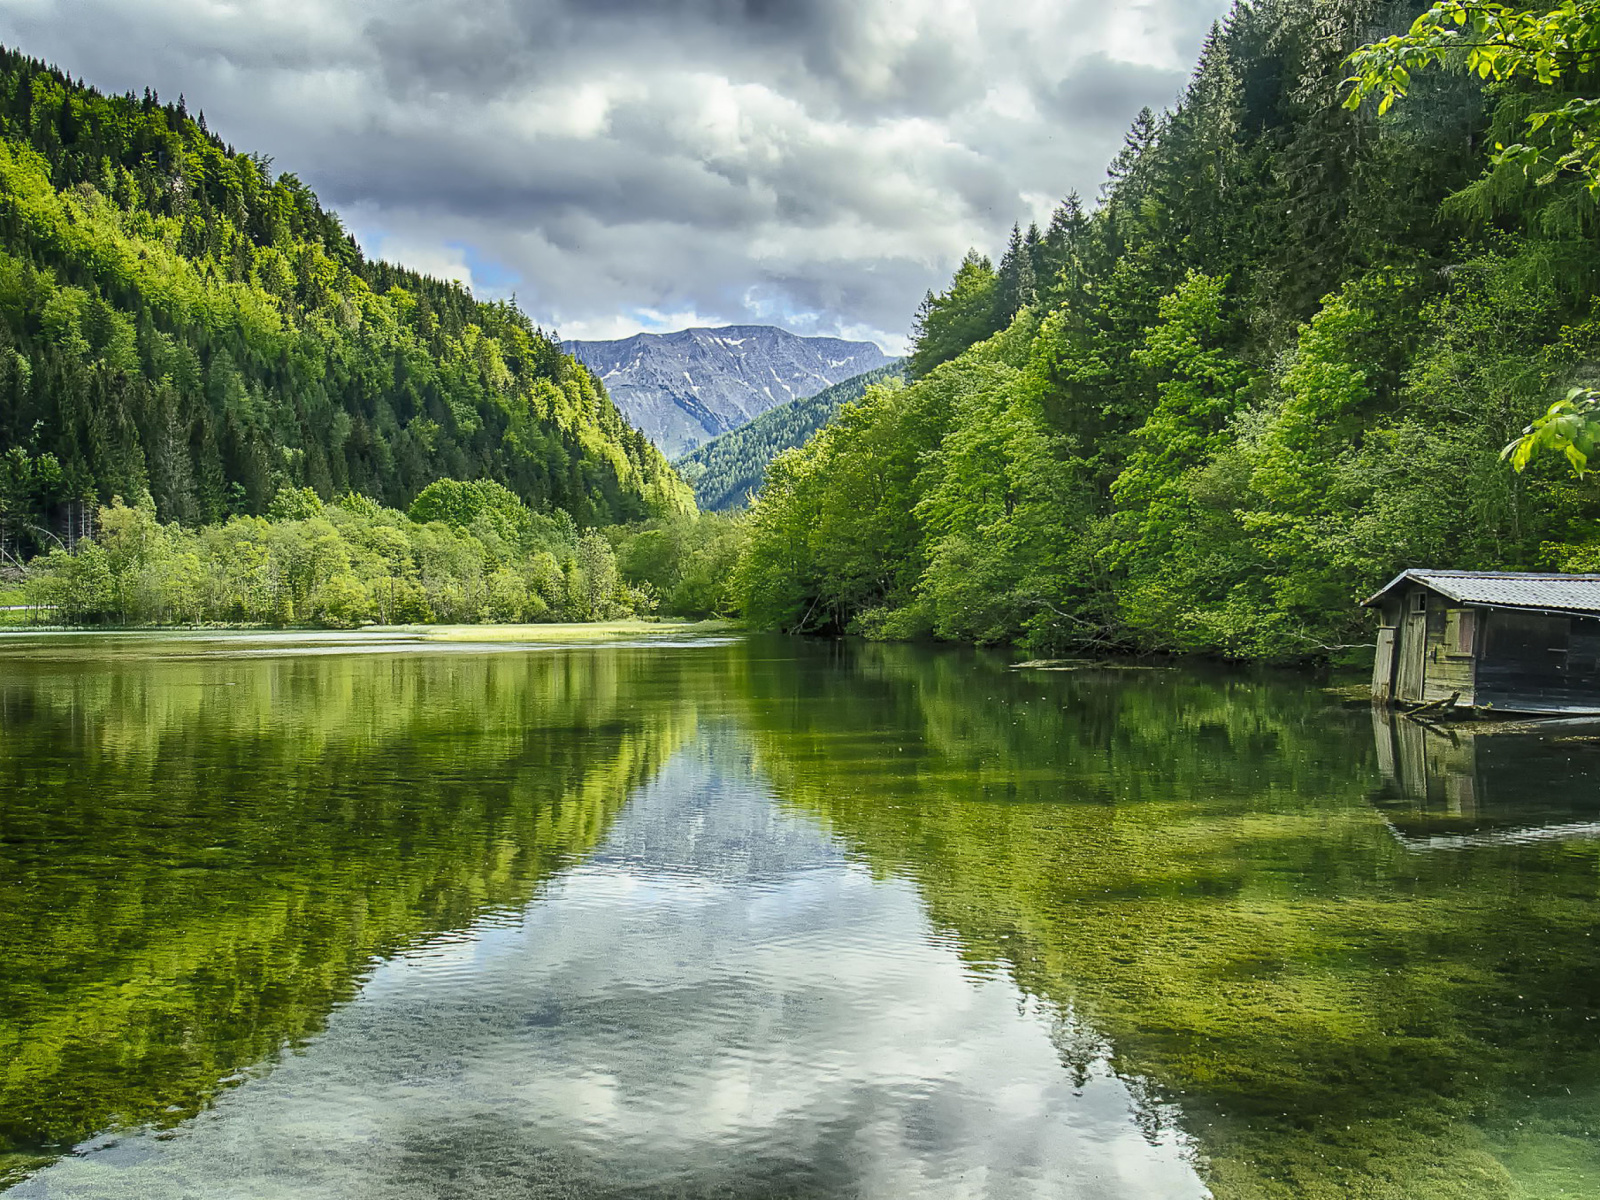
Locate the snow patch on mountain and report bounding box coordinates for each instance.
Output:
[566,325,892,458]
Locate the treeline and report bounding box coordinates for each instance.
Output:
[24,480,669,626]
[674,363,904,511]
[731,0,1600,660]
[0,45,690,561]
[20,477,742,626]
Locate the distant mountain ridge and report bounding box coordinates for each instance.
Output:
[567,325,892,457]
[675,363,905,512]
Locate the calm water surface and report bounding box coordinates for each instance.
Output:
[1,631,1597,1199]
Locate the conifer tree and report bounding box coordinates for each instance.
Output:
[0,45,692,535]
[993,224,1038,326]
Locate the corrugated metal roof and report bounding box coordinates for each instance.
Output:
[1363,569,1600,613]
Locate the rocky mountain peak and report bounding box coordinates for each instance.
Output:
[566,325,892,457]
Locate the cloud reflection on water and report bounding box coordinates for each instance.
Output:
[15,745,1206,1200]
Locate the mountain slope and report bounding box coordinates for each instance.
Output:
[675,363,904,511]
[0,46,690,549]
[566,326,891,457]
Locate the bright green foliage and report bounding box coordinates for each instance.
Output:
[1505,386,1600,473]
[906,250,1003,379]
[733,0,1600,661]
[1347,1,1600,190]
[407,477,549,545]
[0,47,690,538]
[673,363,904,512]
[266,486,325,522]
[733,365,961,633]
[607,511,747,617]
[913,314,1103,647]
[1241,282,1396,644]
[1106,272,1258,650]
[23,484,650,626]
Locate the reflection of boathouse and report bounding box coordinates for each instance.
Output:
[1364,569,1600,715]
[1372,710,1600,851]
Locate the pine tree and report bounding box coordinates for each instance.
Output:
[994,224,1037,326]
[1103,107,1162,209]
[1039,193,1090,309]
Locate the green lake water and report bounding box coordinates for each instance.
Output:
[0,630,1597,1199]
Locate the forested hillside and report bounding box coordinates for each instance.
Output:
[674,363,903,511]
[734,0,1600,660]
[0,46,690,562]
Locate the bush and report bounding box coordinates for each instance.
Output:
[26,483,663,628]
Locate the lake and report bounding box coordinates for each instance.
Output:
[1,630,1597,1199]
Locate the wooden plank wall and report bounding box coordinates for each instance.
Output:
[1422,605,1476,705]
[1372,627,1396,701]
[1396,601,1428,701]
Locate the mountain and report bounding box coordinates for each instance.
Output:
[675,363,904,511]
[0,46,691,551]
[566,326,892,458]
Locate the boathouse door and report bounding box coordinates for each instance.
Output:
[1373,627,1396,702]
[1395,592,1428,702]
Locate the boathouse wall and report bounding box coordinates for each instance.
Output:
[1369,576,1600,715]
[1371,584,1478,708]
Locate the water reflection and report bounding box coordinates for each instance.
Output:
[12,748,1204,1199]
[736,643,1600,1199]
[0,636,698,1184]
[1372,709,1600,850]
[2,634,1599,1199]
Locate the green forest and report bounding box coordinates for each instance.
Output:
[12,0,1600,656]
[674,363,904,512]
[728,0,1600,660]
[0,44,690,568]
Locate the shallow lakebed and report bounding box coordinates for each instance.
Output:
[0,630,1597,1198]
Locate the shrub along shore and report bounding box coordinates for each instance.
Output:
[10,479,742,628]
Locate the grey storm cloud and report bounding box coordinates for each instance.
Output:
[0,0,1228,349]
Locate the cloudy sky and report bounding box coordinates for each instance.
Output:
[0,0,1228,351]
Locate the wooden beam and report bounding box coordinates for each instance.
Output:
[1405,691,1460,718]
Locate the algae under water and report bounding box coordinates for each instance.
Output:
[0,630,1596,1198]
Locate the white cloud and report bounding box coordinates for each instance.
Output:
[555,307,723,342]
[0,0,1228,348]
[355,228,477,291]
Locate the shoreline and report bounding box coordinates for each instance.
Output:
[0,618,741,640]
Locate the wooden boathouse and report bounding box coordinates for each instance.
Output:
[1364,569,1600,715]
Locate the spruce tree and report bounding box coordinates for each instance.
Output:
[993,224,1037,326]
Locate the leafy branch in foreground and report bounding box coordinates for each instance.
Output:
[1345,1,1600,189]
[1503,386,1600,473]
